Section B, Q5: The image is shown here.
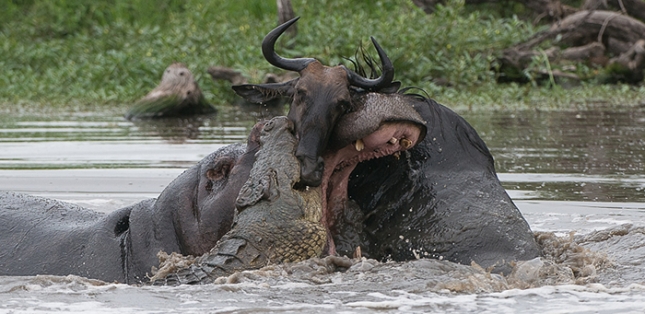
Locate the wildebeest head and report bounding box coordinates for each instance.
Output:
[233,17,394,187]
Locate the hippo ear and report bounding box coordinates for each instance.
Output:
[235,169,279,211]
[232,79,297,104]
[206,157,234,182]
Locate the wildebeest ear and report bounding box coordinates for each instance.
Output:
[379,81,401,94]
[350,81,401,94]
[235,169,279,211]
[232,78,297,104]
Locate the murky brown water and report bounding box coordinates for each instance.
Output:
[1,104,645,313]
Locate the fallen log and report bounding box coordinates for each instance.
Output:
[125,63,216,120]
[554,10,645,55]
[603,39,645,83]
[583,0,645,23]
[412,0,578,20]
[496,10,645,84]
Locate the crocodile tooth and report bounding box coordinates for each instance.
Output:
[388,137,398,144]
[400,138,412,149]
[354,139,364,151]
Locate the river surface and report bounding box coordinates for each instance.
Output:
[1,103,645,313]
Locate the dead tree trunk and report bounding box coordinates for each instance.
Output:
[554,10,645,55]
[277,0,296,37]
[411,0,645,83]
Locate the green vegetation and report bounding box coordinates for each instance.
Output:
[1,0,644,112]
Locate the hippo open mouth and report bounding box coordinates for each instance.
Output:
[312,93,428,255]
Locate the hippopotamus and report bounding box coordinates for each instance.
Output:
[0,127,261,284]
[232,18,540,274]
[344,94,540,273]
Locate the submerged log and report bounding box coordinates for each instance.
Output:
[126,63,216,120]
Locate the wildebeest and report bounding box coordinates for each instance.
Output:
[233,17,397,187]
[233,18,539,273]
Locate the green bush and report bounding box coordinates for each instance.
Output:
[1,0,643,110]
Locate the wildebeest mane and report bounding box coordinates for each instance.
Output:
[346,44,400,94]
[348,43,438,99]
[346,44,380,80]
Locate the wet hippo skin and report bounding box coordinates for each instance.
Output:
[346,96,540,273]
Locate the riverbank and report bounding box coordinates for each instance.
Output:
[2,0,643,112]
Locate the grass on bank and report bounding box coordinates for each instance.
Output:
[1,0,644,113]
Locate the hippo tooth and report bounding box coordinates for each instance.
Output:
[354,139,364,151]
[393,151,401,160]
[400,138,412,149]
[389,137,398,144]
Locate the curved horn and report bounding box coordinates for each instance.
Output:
[344,37,394,91]
[262,17,315,72]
